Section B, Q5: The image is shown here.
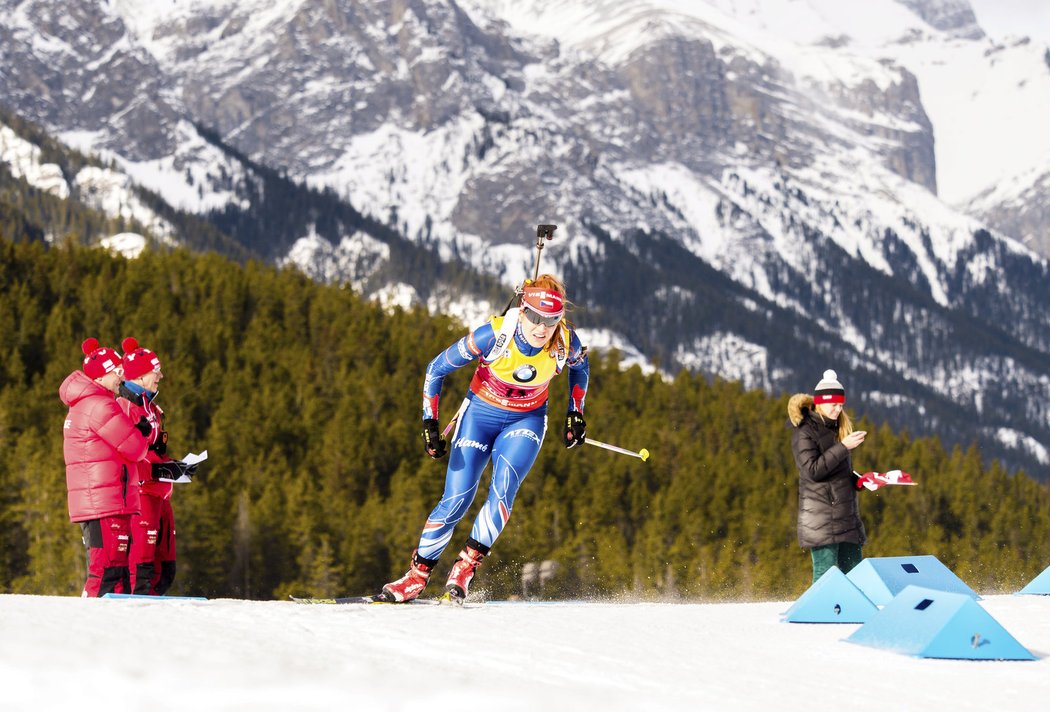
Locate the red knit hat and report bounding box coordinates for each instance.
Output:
[121,337,162,380]
[813,369,846,405]
[81,338,122,379]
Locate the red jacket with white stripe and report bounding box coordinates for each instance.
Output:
[117,389,174,501]
[59,370,148,522]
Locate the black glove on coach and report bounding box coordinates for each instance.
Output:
[151,461,183,481]
[151,461,196,481]
[134,416,152,437]
[564,411,586,449]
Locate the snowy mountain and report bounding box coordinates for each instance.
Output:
[3,0,1050,473]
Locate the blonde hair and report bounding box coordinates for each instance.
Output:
[816,402,854,442]
[527,273,572,353]
[837,410,854,442]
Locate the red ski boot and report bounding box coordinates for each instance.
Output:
[443,542,487,604]
[380,551,435,603]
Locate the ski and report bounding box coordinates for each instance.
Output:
[854,469,917,491]
[102,593,208,601]
[289,594,476,607]
[289,595,444,606]
[439,590,465,607]
[291,595,384,604]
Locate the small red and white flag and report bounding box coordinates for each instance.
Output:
[855,469,917,491]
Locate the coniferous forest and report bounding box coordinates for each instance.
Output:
[1,236,1049,601]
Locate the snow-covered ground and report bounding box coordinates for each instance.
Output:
[2,592,1048,710]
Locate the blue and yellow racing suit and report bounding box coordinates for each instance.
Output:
[417,308,589,559]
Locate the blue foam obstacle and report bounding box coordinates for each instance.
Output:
[846,585,1035,660]
[1017,565,1050,595]
[846,555,978,605]
[782,566,878,623]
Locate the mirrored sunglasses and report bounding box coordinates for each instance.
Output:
[522,306,562,327]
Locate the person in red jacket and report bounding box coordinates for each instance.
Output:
[59,338,150,597]
[118,337,190,595]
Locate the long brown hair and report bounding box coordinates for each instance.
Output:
[528,273,572,354]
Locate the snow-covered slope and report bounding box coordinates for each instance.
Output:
[1,118,176,247]
[2,593,1048,711]
[0,124,69,198]
[700,0,1050,254]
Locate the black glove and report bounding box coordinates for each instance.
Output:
[564,411,586,449]
[149,429,168,455]
[134,416,152,437]
[151,461,183,481]
[422,418,447,459]
[152,461,195,481]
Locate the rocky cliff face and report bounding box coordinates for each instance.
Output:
[0,1,182,158]
[969,170,1050,258]
[895,0,984,39]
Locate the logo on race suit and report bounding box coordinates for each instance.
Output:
[513,364,538,383]
[64,419,72,429]
[505,428,542,446]
[457,339,471,359]
[493,333,507,352]
[455,437,489,452]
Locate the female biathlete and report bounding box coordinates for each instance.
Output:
[381,274,590,603]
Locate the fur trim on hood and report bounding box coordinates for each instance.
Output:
[788,393,814,427]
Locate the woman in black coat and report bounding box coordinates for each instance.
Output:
[789,370,867,582]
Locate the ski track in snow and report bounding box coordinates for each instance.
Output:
[2,593,1048,710]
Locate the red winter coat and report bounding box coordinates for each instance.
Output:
[60,370,149,522]
[117,389,174,501]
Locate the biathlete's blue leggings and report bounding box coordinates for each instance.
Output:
[417,397,547,560]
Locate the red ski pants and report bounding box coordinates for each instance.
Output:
[80,515,131,597]
[130,495,177,595]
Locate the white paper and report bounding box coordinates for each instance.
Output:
[157,473,192,484]
[181,450,208,466]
